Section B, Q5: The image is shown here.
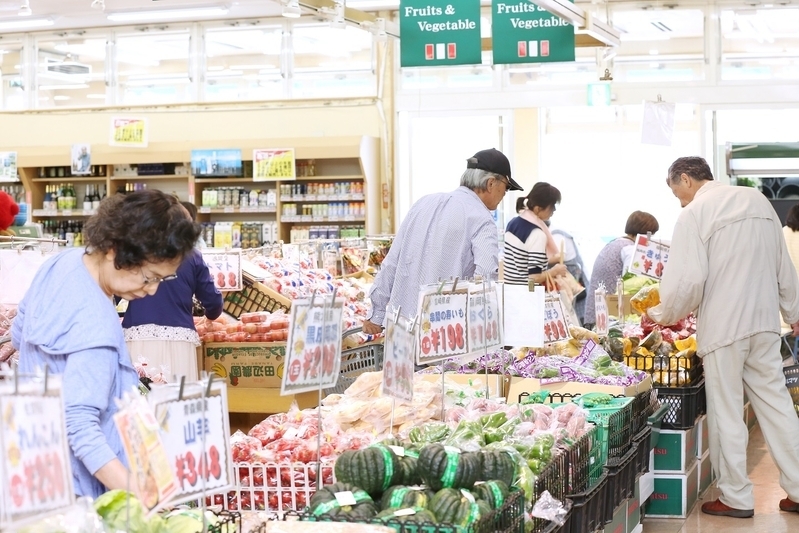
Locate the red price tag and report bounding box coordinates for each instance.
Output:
[543,298,571,344]
[416,290,469,365]
[175,446,223,490]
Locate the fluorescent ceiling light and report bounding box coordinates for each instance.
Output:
[0,18,53,30]
[39,83,90,90]
[53,95,70,101]
[107,6,228,23]
[86,93,106,99]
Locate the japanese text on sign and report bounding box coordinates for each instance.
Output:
[253,149,296,182]
[0,392,74,527]
[281,297,344,395]
[154,394,230,502]
[110,117,148,148]
[382,313,417,402]
[543,297,570,344]
[417,287,469,365]
[594,290,609,336]
[467,282,502,355]
[201,249,242,291]
[628,234,671,280]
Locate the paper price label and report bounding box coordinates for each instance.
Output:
[334,491,357,506]
[110,117,148,148]
[417,287,469,365]
[467,282,502,355]
[594,290,609,336]
[629,234,670,280]
[382,314,416,402]
[0,151,17,179]
[253,148,296,182]
[0,391,74,528]
[201,249,242,291]
[281,297,344,395]
[543,297,570,344]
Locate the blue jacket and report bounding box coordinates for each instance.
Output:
[12,248,140,498]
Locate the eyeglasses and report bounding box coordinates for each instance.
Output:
[494,176,510,191]
[140,268,178,286]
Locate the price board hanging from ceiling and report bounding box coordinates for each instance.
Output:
[0,376,75,529]
[491,1,576,64]
[399,0,483,67]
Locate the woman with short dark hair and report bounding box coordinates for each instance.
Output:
[583,211,659,327]
[11,190,200,500]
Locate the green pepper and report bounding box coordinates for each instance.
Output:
[593,354,613,369]
[484,429,505,444]
[527,458,543,475]
[480,411,508,430]
[521,391,550,405]
[409,422,450,444]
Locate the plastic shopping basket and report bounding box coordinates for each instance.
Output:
[324,327,385,396]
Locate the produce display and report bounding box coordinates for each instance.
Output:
[0,302,18,365]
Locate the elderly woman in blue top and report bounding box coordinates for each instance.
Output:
[12,190,200,498]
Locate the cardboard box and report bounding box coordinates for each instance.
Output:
[419,373,505,399]
[603,500,628,533]
[695,415,708,459]
[204,342,286,388]
[746,402,757,432]
[627,480,641,533]
[505,375,652,405]
[653,426,698,473]
[698,450,713,498]
[226,387,317,414]
[645,461,699,518]
[607,294,633,318]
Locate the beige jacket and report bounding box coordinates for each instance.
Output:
[649,181,799,356]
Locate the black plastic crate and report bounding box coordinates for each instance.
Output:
[632,426,652,478]
[625,351,703,388]
[223,280,291,319]
[531,452,569,533]
[631,389,657,435]
[295,488,525,533]
[786,364,799,416]
[603,445,636,523]
[566,471,608,533]
[541,506,571,533]
[656,378,706,430]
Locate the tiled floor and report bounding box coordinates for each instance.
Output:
[642,424,799,533]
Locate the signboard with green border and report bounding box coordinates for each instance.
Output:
[491,1,576,64]
[400,0,483,67]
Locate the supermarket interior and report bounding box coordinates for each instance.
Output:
[1,0,799,532]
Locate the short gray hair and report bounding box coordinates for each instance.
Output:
[460,168,498,192]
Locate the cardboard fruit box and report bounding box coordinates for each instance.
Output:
[204,342,287,388]
[645,461,699,518]
[653,425,698,473]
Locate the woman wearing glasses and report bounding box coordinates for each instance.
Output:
[122,201,222,381]
[11,190,200,498]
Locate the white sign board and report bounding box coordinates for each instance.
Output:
[595,289,609,336]
[501,284,545,348]
[628,234,670,280]
[201,249,243,291]
[382,312,416,402]
[416,285,469,365]
[467,281,503,358]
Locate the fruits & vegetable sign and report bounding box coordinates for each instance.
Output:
[202,249,243,292]
[628,234,670,281]
[0,381,74,529]
[416,284,470,365]
[281,296,344,395]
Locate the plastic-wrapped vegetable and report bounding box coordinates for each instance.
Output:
[480,411,508,430]
[444,420,485,452]
[409,422,451,445]
[631,285,660,315]
[483,442,533,503]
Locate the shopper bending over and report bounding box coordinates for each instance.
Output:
[12,190,200,498]
[648,156,799,518]
[583,210,659,328]
[503,183,567,287]
[122,201,222,381]
[363,148,522,334]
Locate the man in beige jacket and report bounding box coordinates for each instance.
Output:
[649,156,799,518]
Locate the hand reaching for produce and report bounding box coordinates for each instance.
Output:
[792,320,799,337]
[362,319,383,335]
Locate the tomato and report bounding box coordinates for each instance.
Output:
[251,333,264,342]
[213,332,226,342]
[256,323,270,334]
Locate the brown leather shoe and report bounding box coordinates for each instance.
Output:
[780,497,799,513]
[701,499,754,518]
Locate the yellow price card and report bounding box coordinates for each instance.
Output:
[253,148,296,182]
[110,117,149,148]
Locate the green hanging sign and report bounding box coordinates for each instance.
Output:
[491,1,576,64]
[399,0,483,67]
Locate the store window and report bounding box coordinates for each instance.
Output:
[291,23,376,98]
[720,7,799,81]
[117,28,191,105]
[0,40,24,110]
[36,33,107,108]
[540,104,700,274]
[609,7,705,83]
[503,47,597,87]
[205,24,284,102]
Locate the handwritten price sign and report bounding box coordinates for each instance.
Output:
[543,296,571,344]
[417,287,469,365]
[628,234,671,280]
[467,282,502,356]
[594,289,609,336]
[382,313,416,402]
[151,388,232,506]
[0,390,74,528]
[281,297,344,395]
[201,249,242,292]
[109,117,148,148]
[253,148,296,182]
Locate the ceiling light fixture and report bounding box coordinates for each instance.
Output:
[106,6,228,23]
[330,1,346,29]
[91,0,105,11]
[281,0,301,18]
[18,0,31,17]
[0,17,53,30]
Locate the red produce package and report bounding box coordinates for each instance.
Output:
[231,430,263,463]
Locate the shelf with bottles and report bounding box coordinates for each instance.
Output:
[35,165,108,180]
[198,206,277,215]
[288,224,365,243]
[109,163,191,179]
[200,220,279,250]
[197,185,277,214]
[41,220,86,247]
[34,182,106,216]
[0,184,26,205]
[278,181,365,203]
[281,200,366,223]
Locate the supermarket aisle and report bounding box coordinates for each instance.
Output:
[642,424,798,532]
